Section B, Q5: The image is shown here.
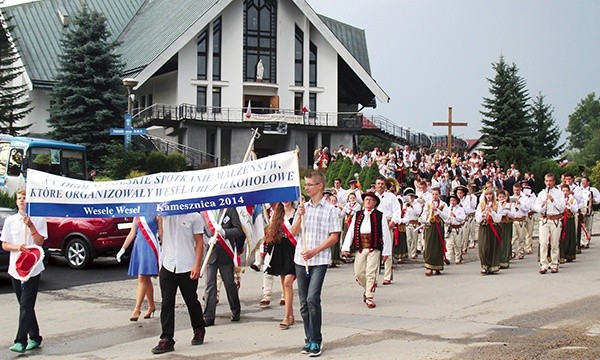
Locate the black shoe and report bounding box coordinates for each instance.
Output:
[191,328,205,345]
[151,338,175,354]
[231,315,240,322]
[250,264,260,272]
[204,318,215,327]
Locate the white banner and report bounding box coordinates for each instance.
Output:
[26,150,301,218]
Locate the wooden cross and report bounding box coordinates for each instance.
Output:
[432,107,468,154]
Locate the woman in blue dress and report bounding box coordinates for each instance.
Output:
[117,216,161,321]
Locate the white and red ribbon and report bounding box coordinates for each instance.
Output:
[137,216,160,266]
[202,211,239,265]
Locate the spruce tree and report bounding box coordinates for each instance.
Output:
[0,19,31,135]
[567,92,600,150]
[344,162,362,188]
[530,93,563,158]
[480,56,533,157]
[48,6,126,168]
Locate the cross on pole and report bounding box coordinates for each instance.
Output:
[432,107,468,154]
[109,113,147,151]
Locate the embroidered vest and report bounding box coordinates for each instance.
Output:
[352,210,384,251]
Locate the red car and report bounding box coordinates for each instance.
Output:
[45,217,133,269]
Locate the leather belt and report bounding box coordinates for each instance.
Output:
[360,233,373,249]
[542,214,562,221]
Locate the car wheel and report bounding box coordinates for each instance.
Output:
[65,237,93,269]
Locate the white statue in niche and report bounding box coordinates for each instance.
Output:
[256,59,264,82]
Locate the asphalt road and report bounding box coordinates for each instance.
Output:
[0,220,599,359]
[0,256,129,295]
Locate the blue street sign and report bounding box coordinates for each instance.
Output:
[109,128,147,136]
[110,112,147,150]
[124,113,132,128]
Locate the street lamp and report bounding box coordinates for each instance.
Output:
[122,77,139,115]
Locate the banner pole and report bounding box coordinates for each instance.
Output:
[200,128,261,278]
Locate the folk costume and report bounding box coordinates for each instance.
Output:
[475,200,502,274]
[454,185,473,253]
[521,183,537,254]
[401,188,422,260]
[419,197,450,275]
[393,196,409,261]
[510,191,533,259]
[377,189,401,284]
[341,193,391,308]
[560,193,579,262]
[580,184,599,249]
[444,196,466,264]
[497,199,514,269]
[533,187,565,273]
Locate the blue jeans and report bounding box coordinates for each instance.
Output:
[295,264,327,343]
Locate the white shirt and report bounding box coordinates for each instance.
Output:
[377,191,402,224]
[446,204,466,226]
[341,209,392,256]
[334,186,348,205]
[160,213,205,273]
[0,213,48,280]
[533,187,565,216]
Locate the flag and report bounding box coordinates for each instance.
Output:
[301,105,309,113]
[245,100,252,119]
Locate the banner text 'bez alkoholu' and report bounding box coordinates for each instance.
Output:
[26,150,301,218]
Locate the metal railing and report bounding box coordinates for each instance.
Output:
[141,134,218,168]
[132,103,442,148]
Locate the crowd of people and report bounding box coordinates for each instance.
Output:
[3,143,600,357]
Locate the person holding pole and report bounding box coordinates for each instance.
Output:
[1,188,47,353]
[202,208,245,326]
[291,170,341,357]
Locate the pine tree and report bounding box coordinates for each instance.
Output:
[0,19,32,135]
[567,92,600,150]
[48,6,126,168]
[480,56,533,157]
[530,93,563,158]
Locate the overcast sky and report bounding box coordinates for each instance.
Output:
[310,0,600,142]
[3,0,599,142]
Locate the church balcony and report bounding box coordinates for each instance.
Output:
[132,103,433,148]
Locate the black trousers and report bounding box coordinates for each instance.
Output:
[203,261,240,321]
[11,274,42,346]
[159,267,205,340]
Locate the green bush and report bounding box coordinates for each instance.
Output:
[361,161,380,192]
[166,153,187,172]
[590,161,600,188]
[146,151,169,174]
[127,170,147,179]
[0,191,16,209]
[335,157,353,189]
[325,155,342,187]
[344,162,362,188]
[101,142,147,180]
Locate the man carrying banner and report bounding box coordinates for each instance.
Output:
[152,212,206,355]
[291,170,341,357]
[202,208,245,326]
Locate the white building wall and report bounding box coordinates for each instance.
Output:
[309,24,337,114]
[177,40,198,105]
[220,1,244,109]
[26,88,51,135]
